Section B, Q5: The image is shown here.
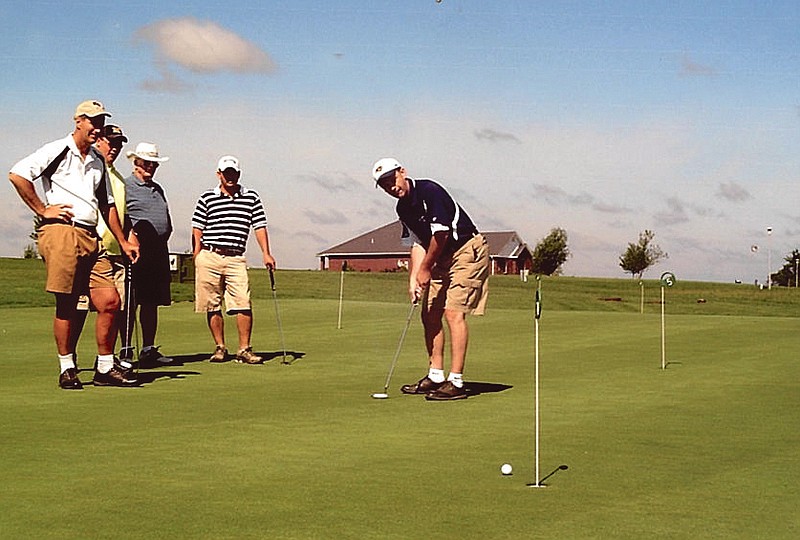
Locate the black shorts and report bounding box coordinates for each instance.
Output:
[131,224,171,306]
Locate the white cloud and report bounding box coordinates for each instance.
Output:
[716,181,752,202]
[474,128,521,144]
[139,64,193,94]
[135,18,277,75]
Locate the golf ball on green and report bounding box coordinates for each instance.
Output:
[500,463,513,475]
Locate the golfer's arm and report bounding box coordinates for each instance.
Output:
[254,227,271,257]
[409,243,425,284]
[421,230,449,271]
[101,204,125,245]
[9,173,47,217]
[191,227,204,257]
[254,227,276,268]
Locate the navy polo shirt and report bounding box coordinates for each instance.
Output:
[395,178,478,253]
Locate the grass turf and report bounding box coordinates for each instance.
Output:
[0,261,798,538]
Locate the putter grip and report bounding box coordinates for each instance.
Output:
[269,268,276,290]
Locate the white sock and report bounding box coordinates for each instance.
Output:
[447,372,464,388]
[428,368,445,383]
[96,354,115,373]
[59,354,75,373]
[119,359,133,369]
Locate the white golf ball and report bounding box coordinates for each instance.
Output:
[500,463,513,475]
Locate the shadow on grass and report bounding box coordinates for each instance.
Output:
[81,370,201,387]
[527,464,570,487]
[132,370,201,385]
[261,350,306,365]
[139,351,307,368]
[463,381,513,396]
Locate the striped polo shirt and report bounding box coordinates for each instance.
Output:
[191,185,268,252]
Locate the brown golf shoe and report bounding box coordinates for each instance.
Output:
[209,345,228,363]
[425,381,467,401]
[59,368,83,390]
[93,365,138,387]
[400,376,443,395]
[235,347,263,364]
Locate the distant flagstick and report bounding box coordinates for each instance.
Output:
[659,272,676,370]
[337,266,345,329]
[530,276,544,488]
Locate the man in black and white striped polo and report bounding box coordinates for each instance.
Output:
[191,155,276,364]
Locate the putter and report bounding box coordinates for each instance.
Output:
[121,260,138,373]
[269,267,289,364]
[371,302,418,399]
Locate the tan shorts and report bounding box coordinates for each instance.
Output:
[37,224,115,295]
[194,249,251,314]
[426,234,489,315]
[76,255,126,311]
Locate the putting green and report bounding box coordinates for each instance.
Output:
[0,269,798,538]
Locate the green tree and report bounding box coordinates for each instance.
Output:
[531,227,570,276]
[619,230,667,279]
[771,249,800,287]
[24,216,42,259]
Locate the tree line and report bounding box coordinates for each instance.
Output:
[530,228,799,286]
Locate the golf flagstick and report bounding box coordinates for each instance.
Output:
[337,267,344,329]
[530,277,544,488]
[659,272,676,370]
[371,302,417,399]
[269,267,289,364]
[661,284,666,370]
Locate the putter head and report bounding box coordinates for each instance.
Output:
[371,392,389,399]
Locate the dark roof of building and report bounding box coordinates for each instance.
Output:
[317,221,530,259]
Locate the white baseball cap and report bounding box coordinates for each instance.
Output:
[217,155,240,172]
[126,142,169,163]
[371,157,402,182]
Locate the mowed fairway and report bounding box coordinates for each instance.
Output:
[0,267,798,539]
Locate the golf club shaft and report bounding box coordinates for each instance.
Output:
[123,261,138,370]
[383,302,418,392]
[269,267,288,363]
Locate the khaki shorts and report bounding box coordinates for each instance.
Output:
[194,249,251,314]
[37,224,115,295]
[76,255,126,311]
[426,234,489,315]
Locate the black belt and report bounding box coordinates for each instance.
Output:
[204,245,244,257]
[40,218,97,235]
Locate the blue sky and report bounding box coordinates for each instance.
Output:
[2,0,798,282]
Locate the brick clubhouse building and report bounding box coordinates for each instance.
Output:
[317,221,532,276]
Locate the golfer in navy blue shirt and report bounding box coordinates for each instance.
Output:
[372,158,489,400]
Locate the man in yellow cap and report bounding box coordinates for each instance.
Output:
[9,100,140,389]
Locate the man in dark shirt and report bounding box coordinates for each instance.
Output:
[372,158,489,400]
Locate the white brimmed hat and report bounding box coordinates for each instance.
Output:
[372,157,402,182]
[217,155,240,172]
[126,142,169,163]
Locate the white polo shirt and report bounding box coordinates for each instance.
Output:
[10,134,113,227]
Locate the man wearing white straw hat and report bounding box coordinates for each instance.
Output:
[124,142,174,366]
